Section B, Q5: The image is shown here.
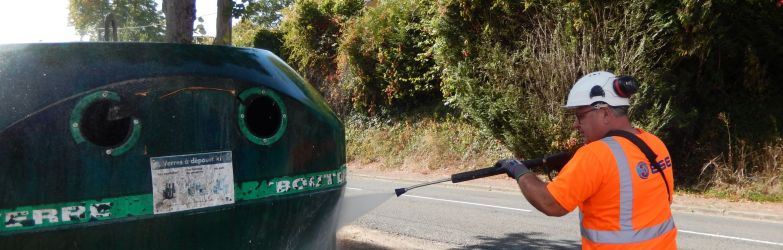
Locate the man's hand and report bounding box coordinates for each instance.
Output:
[495,159,530,181]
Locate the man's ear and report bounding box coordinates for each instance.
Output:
[601,108,612,124]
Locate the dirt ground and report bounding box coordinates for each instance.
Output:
[336,162,783,249]
[337,225,451,250]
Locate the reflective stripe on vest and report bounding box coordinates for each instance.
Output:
[578,137,675,244]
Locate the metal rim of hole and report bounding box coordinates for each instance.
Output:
[238,87,287,146]
[69,91,142,156]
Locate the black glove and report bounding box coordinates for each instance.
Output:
[495,159,530,181]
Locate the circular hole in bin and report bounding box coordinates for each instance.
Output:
[79,99,132,148]
[245,95,282,139]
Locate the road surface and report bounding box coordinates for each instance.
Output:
[341,175,783,249]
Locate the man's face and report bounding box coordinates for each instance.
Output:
[571,105,607,143]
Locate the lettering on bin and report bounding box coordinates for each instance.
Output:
[3,203,112,229]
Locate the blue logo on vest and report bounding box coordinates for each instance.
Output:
[636,162,650,179]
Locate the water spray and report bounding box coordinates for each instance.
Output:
[394,152,572,197]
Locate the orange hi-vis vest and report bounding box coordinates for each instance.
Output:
[547,129,677,249]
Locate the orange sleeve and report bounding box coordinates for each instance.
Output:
[546,144,607,212]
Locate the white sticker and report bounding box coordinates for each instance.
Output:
[150,151,235,214]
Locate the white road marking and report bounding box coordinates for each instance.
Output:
[403,194,533,213]
[346,186,530,212]
[679,229,783,246]
[347,186,782,246]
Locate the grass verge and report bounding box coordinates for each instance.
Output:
[345,114,511,173]
[695,138,783,202]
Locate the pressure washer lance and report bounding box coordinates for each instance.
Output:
[394,152,572,197]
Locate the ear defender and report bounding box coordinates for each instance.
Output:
[613,75,638,98]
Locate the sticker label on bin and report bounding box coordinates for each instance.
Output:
[150,151,235,214]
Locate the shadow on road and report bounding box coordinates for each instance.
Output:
[454,232,580,250]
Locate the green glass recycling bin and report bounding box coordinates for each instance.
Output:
[0,43,346,249]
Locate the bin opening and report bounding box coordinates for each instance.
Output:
[79,99,132,147]
[245,95,283,138]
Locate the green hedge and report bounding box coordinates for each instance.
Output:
[637,0,783,184]
[279,0,364,114]
[432,0,672,158]
[278,0,783,186]
[337,0,441,114]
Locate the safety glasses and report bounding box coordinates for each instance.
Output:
[573,103,609,124]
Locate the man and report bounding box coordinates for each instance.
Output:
[498,71,677,249]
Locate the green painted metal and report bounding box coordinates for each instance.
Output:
[69,91,122,145]
[236,165,346,201]
[0,166,345,234]
[0,194,152,233]
[0,43,346,249]
[69,90,143,156]
[110,118,142,156]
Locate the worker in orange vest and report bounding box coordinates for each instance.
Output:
[498,71,677,249]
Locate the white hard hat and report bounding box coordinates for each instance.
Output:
[563,71,630,108]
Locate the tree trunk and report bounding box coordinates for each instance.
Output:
[214,0,233,45]
[163,0,196,44]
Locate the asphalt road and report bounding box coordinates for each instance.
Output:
[343,175,783,250]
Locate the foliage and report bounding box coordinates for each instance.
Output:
[337,0,441,114]
[69,0,111,38]
[427,0,783,186]
[234,20,287,59]
[253,29,287,59]
[696,137,783,202]
[346,112,511,171]
[273,0,782,190]
[195,17,208,36]
[432,0,670,158]
[234,0,296,28]
[68,0,164,42]
[232,19,261,47]
[643,0,783,185]
[279,0,365,115]
[193,35,215,44]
